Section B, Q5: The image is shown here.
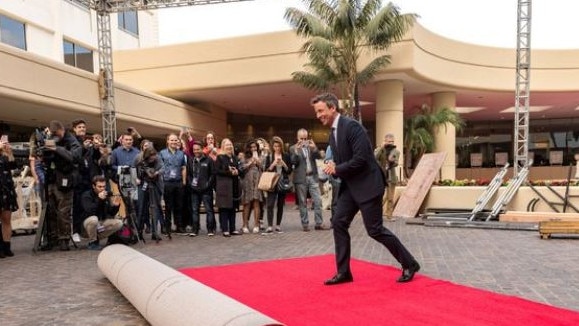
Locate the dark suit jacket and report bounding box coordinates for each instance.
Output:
[290,144,321,184]
[331,116,386,204]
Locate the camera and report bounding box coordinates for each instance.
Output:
[118,165,131,175]
[33,128,56,159]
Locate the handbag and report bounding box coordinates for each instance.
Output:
[277,174,293,193]
[258,171,280,192]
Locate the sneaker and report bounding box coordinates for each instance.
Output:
[242,227,250,234]
[189,232,198,237]
[223,232,231,237]
[252,226,260,234]
[87,241,102,251]
[207,232,215,237]
[72,233,81,243]
[261,227,273,235]
[231,230,242,236]
[315,224,330,231]
[275,226,284,234]
[302,226,310,232]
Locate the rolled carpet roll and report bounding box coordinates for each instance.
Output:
[98,244,284,326]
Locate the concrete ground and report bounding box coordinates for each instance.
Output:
[1,208,578,325]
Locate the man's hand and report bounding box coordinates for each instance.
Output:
[308,139,317,150]
[111,195,122,206]
[323,160,336,176]
[98,190,108,200]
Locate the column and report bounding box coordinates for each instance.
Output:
[375,80,404,171]
[432,91,457,180]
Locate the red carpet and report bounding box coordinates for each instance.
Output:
[180,255,579,326]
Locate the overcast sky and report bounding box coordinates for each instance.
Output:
[158,0,579,49]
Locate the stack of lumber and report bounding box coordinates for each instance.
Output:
[499,211,579,223]
[539,220,579,239]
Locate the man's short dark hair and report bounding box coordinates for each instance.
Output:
[49,120,64,133]
[310,93,340,111]
[192,141,203,147]
[71,119,86,128]
[92,175,106,185]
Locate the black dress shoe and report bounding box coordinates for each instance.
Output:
[397,262,420,283]
[324,272,354,285]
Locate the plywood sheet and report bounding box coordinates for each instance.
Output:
[393,152,447,218]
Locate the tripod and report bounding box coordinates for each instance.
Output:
[117,171,145,245]
[32,181,78,253]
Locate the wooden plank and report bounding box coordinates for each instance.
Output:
[539,220,579,239]
[500,211,579,223]
[393,152,447,218]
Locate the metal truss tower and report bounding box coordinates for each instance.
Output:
[513,0,532,176]
[78,0,253,145]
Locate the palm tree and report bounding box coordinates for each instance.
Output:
[285,0,415,121]
[403,104,465,177]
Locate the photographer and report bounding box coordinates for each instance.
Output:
[136,146,164,239]
[38,120,82,251]
[374,133,400,221]
[81,175,123,250]
[71,119,95,243]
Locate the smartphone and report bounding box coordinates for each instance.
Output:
[0,135,7,143]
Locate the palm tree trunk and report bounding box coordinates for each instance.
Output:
[353,82,361,123]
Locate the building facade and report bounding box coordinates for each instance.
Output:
[1,2,578,180]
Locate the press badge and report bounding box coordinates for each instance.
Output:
[169,168,178,179]
[61,178,69,187]
[192,177,198,187]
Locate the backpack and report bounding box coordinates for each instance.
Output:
[107,220,138,245]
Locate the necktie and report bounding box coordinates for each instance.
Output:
[330,127,337,159]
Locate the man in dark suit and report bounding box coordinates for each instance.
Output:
[313,93,420,285]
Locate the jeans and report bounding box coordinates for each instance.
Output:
[295,175,323,226]
[191,191,216,234]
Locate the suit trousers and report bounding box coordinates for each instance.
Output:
[332,183,416,274]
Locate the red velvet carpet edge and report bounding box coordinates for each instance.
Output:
[180,255,579,326]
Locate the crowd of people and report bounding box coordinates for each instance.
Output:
[1,92,418,284]
[0,105,401,260]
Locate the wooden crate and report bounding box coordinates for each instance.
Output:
[539,220,579,239]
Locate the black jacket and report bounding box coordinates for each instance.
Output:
[187,154,215,193]
[80,189,120,221]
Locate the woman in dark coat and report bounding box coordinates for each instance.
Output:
[0,136,18,258]
[214,138,241,237]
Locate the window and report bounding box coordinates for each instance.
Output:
[0,14,26,50]
[118,10,139,36]
[63,40,94,73]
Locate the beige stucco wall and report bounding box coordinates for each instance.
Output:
[420,186,579,213]
[113,23,579,95]
[0,43,226,138]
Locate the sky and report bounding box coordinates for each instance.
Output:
[158,0,579,49]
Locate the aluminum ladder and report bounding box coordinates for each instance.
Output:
[484,162,531,222]
[468,163,510,221]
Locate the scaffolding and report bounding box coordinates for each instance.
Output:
[513,0,532,176]
[77,0,253,145]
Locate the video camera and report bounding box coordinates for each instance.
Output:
[33,128,57,158]
[117,165,137,189]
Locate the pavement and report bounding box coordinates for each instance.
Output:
[1,208,579,325]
